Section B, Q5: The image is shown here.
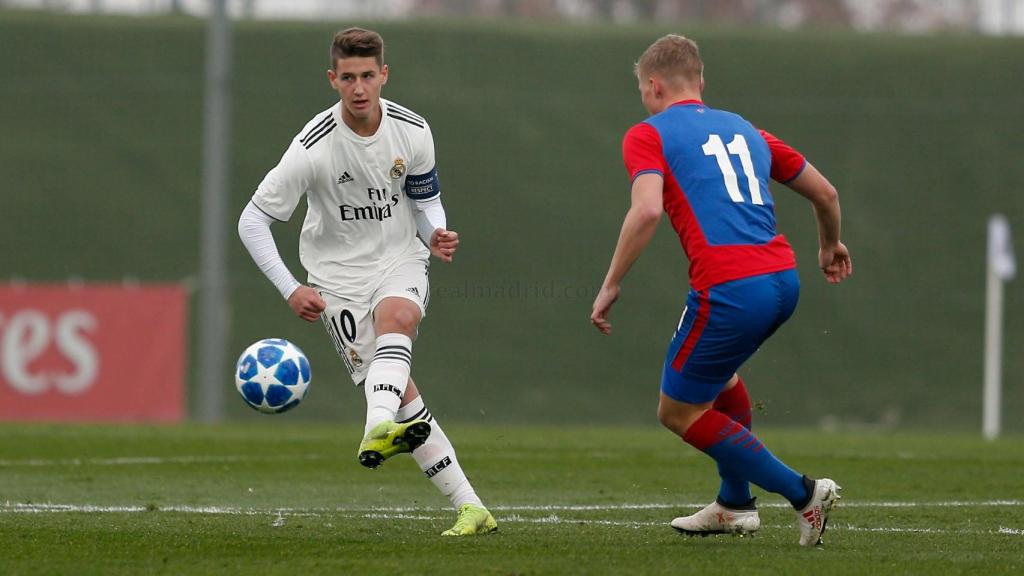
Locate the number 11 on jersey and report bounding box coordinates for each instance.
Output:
[702,134,764,206]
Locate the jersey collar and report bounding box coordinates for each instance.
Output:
[334,101,385,143]
[670,99,704,107]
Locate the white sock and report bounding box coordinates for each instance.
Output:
[396,396,482,509]
[363,333,413,434]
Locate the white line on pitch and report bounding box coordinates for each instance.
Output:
[4,503,1021,536]
[487,501,1024,510]
[0,454,325,467]
[5,498,1024,513]
[4,500,1024,514]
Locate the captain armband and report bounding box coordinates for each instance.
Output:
[404,167,440,200]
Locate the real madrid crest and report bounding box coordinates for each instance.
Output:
[348,348,364,369]
[390,158,406,179]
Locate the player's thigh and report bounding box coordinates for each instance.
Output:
[370,256,430,330]
[317,290,375,385]
[661,272,797,403]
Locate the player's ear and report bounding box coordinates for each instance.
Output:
[327,68,338,89]
[650,75,663,97]
[380,63,389,86]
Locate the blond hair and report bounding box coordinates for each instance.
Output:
[635,34,703,87]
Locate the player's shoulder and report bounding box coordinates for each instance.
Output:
[622,120,663,151]
[294,104,339,150]
[700,104,754,128]
[716,109,765,140]
[382,98,429,131]
[624,120,659,140]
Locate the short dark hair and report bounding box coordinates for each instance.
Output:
[331,28,384,69]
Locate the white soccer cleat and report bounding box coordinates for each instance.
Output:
[795,478,841,546]
[671,499,760,536]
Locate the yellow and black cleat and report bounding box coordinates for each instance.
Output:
[357,419,431,469]
[442,504,499,536]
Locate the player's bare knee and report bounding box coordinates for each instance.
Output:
[374,299,422,336]
[657,405,673,431]
[382,307,419,335]
[658,400,707,437]
[657,403,686,436]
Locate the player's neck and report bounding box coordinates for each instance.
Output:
[659,90,702,112]
[341,104,383,137]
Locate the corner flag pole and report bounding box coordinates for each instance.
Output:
[983,214,1015,440]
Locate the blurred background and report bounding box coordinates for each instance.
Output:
[1,0,1021,432]
[5,0,1024,34]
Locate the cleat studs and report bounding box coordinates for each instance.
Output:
[358,451,384,469]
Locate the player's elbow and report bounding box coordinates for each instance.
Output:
[631,204,663,226]
[811,182,839,209]
[822,182,839,203]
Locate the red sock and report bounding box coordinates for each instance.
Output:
[712,376,752,429]
[682,409,745,451]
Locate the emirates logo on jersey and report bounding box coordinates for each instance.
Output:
[339,187,399,223]
[390,158,406,179]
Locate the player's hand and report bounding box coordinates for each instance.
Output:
[819,242,852,284]
[590,284,620,335]
[430,228,459,263]
[287,286,327,322]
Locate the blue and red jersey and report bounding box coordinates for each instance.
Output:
[622,99,806,291]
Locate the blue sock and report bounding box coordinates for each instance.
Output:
[717,462,753,507]
[712,378,754,506]
[684,409,808,506]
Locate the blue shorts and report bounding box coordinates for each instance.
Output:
[661,269,800,404]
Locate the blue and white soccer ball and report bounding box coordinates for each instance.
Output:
[234,338,311,414]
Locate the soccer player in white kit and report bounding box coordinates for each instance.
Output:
[238,28,497,536]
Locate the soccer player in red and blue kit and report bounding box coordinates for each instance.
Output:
[591,35,852,546]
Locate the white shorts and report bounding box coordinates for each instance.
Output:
[315,256,430,385]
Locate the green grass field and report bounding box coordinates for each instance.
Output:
[1,423,1022,575]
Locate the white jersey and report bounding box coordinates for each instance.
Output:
[252,98,438,298]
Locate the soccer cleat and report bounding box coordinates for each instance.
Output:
[357,419,431,469]
[441,503,498,536]
[795,477,842,546]
[671,498,760,536]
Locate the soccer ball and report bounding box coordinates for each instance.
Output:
[234,338,311,414]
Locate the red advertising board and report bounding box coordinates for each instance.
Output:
[0,284,186,422]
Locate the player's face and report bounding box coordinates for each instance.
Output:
[329,57,388,124]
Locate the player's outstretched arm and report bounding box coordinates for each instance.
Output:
[591,173,664,335]
[784,163,852,284]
